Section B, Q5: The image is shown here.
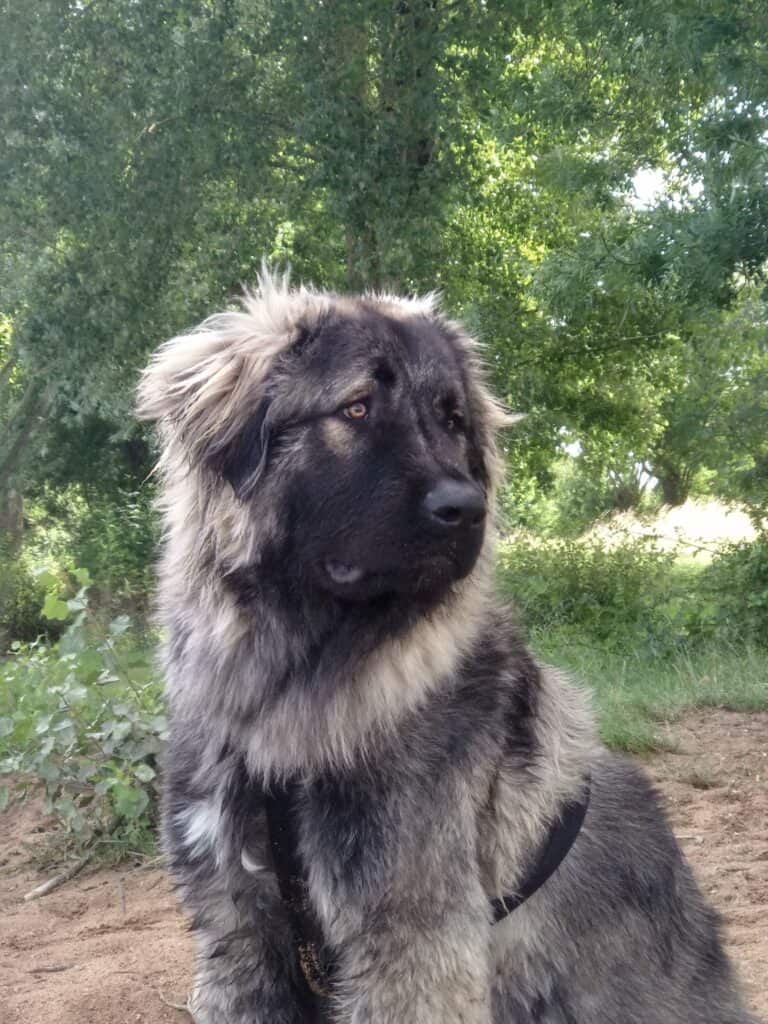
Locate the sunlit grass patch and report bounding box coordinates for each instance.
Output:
[532,631,768,752]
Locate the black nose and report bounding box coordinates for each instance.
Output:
[423,479,486,530]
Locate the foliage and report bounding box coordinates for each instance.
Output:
[54,487,158,607]
[0,553,50,647]
[499,529,768,654]
[1,485,158,648]
[0,571,164,855]
[694,537,768,646]
[498,535,684,652]
[499,529,768,750]
[1,0,767,520]
[498,453,657,536]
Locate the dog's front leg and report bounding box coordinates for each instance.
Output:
[164,737,315,1024]
[331,903,493,1024]
[307,778,493,1024]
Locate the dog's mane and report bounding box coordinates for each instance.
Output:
[137,270,517,781]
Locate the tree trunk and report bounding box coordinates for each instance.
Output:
[0,381,53,493]
[0,488,23,552]
[656,465,691,506]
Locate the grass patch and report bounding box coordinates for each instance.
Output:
[532,631,768,752]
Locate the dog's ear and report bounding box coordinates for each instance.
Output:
[206,395,273,501]
[136,311,284,494]
[137,315,274,497]
[136,313,271,488]
[137,272,327,492]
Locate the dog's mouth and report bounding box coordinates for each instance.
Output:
[319,553,463,603]
[319,559,383,602]
[324,560,365,586]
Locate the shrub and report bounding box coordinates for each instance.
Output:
[497,536,683,652]
[0,555,50,647]
[21,485,159,616]
[0,570,165,856]
[691,536,768,645]
[59,488,158,612]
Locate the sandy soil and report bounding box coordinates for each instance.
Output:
[1,709,766,1023]
[640,710,768,1018]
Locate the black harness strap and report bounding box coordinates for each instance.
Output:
[264,781,333,998]
[490,781,591,922]
[265,779,591,995]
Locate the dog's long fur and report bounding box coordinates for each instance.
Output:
[139,272,756,1024]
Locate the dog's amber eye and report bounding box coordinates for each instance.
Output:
[343,400,369,420]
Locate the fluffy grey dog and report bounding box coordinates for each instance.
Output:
[138,273,755,1024]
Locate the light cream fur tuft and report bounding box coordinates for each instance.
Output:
[136,270,330,454]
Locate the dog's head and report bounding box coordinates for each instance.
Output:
[138,272,514,607]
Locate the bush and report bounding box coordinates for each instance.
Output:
[69,489,158,608]
[0,571,165,856]
[690,536,768,645]
[497,536,683,652]
[0,555,50,647]
[19,485,159,618]
[497,455,660,538]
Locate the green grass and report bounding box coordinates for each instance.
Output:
[532,631,768,752]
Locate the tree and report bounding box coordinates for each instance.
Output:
[1,0,767,530]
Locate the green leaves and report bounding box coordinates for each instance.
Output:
[134,763,156,783]
[110,782,150,822]
[41,594,70,621]
[0,571,163,855]
[1,0,767,523]
[498,534,683,653]
[108,615,131,637]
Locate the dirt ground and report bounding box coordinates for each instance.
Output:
[1,709,766,1024]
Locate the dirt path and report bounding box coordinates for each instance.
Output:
[0,792,194,1024]
[640,710,768,1018]
[1,709,766,1023]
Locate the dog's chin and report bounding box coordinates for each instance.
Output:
[316,554,473,605]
